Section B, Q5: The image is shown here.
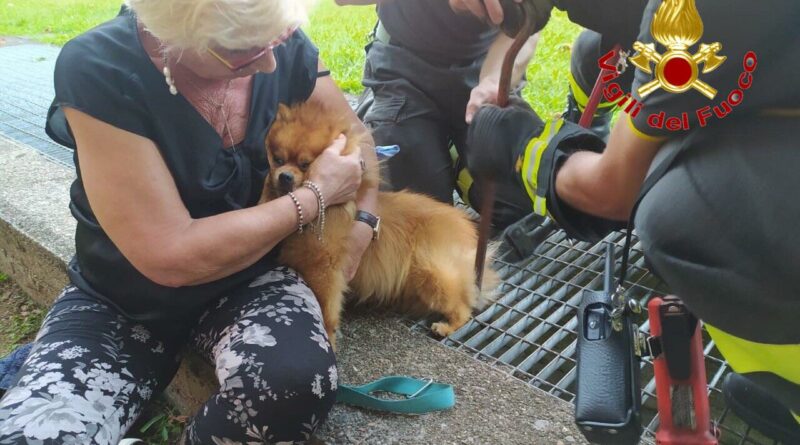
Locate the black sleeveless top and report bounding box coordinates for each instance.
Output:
[45,7,319,322]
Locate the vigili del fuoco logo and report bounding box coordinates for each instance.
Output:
[598,0,757,132]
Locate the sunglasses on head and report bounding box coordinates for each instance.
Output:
[207,25,299,72]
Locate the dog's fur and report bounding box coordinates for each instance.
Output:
[260,101,497,349]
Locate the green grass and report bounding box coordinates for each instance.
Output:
[305,2,377,94]
[134,398,189,444]
[0,0,121,46]
[521,12,582,116]
[0,0,580,115]
[0,276,46,356]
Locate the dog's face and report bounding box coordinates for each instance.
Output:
[265,103,350,196]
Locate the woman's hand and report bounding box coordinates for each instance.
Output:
[307,134,363,206]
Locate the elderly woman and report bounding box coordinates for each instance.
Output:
[0,0,378,443]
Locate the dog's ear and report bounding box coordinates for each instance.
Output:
[276,103,292,122]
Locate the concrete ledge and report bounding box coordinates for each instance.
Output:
[0,218,69,307]
[0,135,586,443]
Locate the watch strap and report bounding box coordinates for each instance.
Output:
[355,210,380,240]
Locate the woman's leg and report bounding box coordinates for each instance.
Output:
[0,285,186,444]
[185,266,337,444]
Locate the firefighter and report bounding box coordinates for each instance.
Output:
[464,0,800,442]
[335,0,539,228]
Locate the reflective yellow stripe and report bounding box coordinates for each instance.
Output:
[568,71,616,113]
[706,324,800,386]
[521,118,564,217]
[568,72,590,112]
[521,138,543,202]
[761,108,800,117]
[706,324,800,425]
[625,113,668,142]
[456,167,474,206]
[534,196,547,216]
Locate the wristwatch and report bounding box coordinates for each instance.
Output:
[355,210,381,241]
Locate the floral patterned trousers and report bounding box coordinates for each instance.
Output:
[0,267,337,444]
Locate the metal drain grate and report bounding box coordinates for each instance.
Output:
[404,226,781,445]
[0,44,73,166]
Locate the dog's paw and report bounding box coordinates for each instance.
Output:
[431,322,455,337]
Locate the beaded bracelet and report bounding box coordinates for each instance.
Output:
[286,191,304,234]
[302,180,326,241]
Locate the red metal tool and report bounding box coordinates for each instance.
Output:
[648,296,719,445]
[580,45,621,128]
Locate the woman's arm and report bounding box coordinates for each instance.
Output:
[555,116,666,220]
[66,107,360,288]
[308,60,379,280]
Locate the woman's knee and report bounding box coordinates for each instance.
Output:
[246,355,338,418]
[190,358,337,443]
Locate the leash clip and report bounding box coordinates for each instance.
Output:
[611,284,643,332]
[610,284,628,331]
[407,378,434,399]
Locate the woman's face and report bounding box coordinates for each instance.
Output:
[172,26,297,80]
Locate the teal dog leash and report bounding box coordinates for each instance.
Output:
[337,376,455,414]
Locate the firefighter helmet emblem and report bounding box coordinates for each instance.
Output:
[629,0,726,99]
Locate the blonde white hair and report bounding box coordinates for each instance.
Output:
[125,0,316,51]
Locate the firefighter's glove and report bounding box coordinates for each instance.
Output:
[466,97,544,179]
[467,99,621,241]
[499,0,556,37]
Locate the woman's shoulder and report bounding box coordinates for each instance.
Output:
[48,8,153,147]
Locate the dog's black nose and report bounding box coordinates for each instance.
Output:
[278,172,294,187]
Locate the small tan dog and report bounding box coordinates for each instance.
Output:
[260,101,496,348]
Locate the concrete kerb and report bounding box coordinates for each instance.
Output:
[0,134,587,443]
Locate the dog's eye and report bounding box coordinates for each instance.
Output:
[273,157,285,166]
[299,161,310,171]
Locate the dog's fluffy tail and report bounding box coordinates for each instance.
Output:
[474,241,501,309]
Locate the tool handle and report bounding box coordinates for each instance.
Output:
[579,45,621,128]
[648,297,718,445]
